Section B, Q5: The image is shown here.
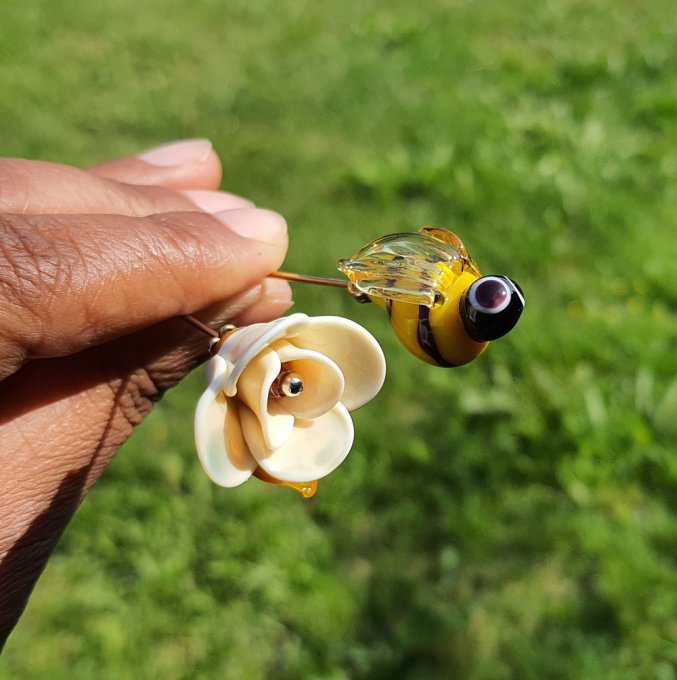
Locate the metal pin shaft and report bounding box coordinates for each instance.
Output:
[182,315,219,338]
[269,271,349,289]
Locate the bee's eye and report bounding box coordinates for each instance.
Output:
[460,275,525,342]
[469,276,511,314]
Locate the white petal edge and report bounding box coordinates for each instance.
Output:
[216,313,310,397]
[205,352,232,386]
[239,402,355,482]
[291,316,386,411]
[236,346,294,450]
[272,340,345,420]
[195,357,257,487]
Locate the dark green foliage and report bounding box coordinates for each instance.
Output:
[1,0,676,677]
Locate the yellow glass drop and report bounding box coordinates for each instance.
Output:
[253,466,318,499]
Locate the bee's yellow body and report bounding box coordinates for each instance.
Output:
[373,269,487,367]
[338,227,524,368]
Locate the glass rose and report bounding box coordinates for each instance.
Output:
[194,313,386,496]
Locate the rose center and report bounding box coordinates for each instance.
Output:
[269,369,304,398]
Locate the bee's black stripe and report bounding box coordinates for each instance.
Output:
[386,299,393,319]
[417,305,454,367]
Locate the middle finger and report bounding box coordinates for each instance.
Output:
[0,158,253,217]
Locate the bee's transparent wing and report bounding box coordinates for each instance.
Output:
[337,232,462,307]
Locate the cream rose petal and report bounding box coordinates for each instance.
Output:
[236,346,294,450]
[239,402,355,482]
[289,316,386,410]
[218,313,311,397]
[194,355,257,487]
[270,340,345,420]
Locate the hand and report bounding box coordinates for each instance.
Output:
[0,139,292,643]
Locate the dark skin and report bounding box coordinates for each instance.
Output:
[0,140,292,646]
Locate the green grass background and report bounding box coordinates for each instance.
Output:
[2,0,677,677]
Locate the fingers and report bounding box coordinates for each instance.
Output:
[0,158,252,216]
[0,208,289,380]
[88,138,223,190]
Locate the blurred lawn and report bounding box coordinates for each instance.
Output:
[2,0,677,678]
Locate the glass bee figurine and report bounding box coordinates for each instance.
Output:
[269,227,525,368]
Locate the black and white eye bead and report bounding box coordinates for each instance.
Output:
[468,276,513,314]
[460,275,525,342]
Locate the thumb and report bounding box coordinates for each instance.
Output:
[0,208,288,380]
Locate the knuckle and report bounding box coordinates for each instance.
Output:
[0,215,47,312]
[0,214,75,333]
[114,369,163,430]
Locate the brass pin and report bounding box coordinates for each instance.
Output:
[269,271,349,289]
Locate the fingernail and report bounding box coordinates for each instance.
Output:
[138,139,213,166]
[183,189,255,212]
[214,208,287,243]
